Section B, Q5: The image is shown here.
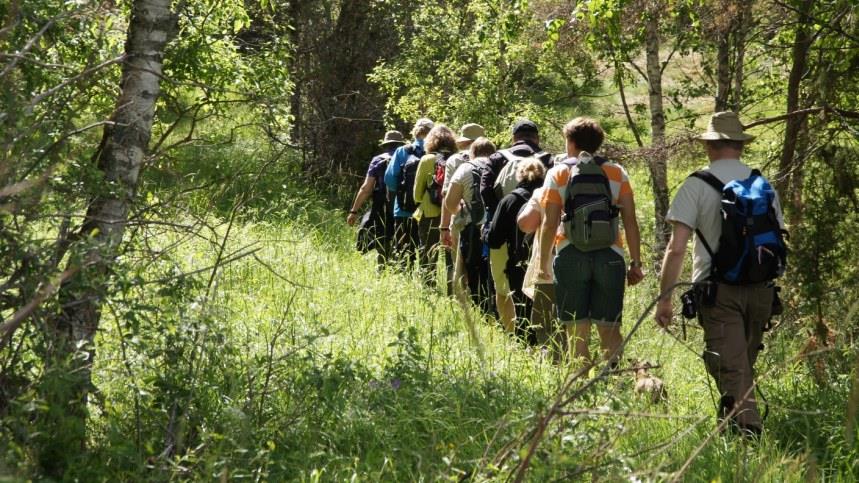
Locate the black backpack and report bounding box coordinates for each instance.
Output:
[371,153,392,212]
[508,187,534,266]
[690,169,787,284]
[465,160,486,226]
[396,144,423,212]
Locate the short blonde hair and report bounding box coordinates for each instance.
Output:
[469,136,496,159]
[516,159,546,184]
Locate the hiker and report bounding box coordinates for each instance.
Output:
[348,130,405,267]
[655,111,787,436]
[479,119,553,218]
[518,183,564,359]
[488,159,545,337]
[384,118,434,268]
[445,137,496,312]
[537,117,644,367]
[413,124,457,290]
[441,123,485,252]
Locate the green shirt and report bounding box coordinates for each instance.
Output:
[413,153,442,218]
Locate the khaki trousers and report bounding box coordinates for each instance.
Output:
[699,282,774,430]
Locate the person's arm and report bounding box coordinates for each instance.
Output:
[618,191,643,285]
[445,183,464,215]
[441,182,464,248]
[517,202,541,234]
[655,222,693,327]
[346,177,376,226]
[538,203,560,280]
[440,162,453,237]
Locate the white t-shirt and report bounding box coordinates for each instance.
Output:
[666,158,785,282]
[443,151,469,194]
[448,158,486,231]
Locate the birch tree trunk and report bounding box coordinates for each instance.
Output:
[42,0,178,475]
[644,8,670,258]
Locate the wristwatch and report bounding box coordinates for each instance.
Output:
[629,260,642,268]
[349,210,358,215]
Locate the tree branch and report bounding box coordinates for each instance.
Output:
[0,266,80,349]
[743,106,859,130]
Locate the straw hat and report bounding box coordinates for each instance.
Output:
[379,130,406,147]
[696,111,755,142]
[456,123,485,143]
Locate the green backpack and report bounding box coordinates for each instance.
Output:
[561,156,619,252]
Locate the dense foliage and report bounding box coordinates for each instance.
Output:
[1,0,857,480]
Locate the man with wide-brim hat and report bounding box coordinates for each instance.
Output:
[694,111,755,143]
[379,130,406,148]
[347,129,407,267]
[656,111,785,436]
[455,123,486,147]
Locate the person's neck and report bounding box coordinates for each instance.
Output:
[709,155,741,163]
[567,148,581,158]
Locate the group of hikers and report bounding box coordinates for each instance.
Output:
[347,112,787,436]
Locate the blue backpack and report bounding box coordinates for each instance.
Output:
[691,169,787,284]
[396,143,424,212]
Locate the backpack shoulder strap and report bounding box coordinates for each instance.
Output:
[688,171,723,260]
[689,170,724,194]
[498,149,526,164]
[511,187,530,202]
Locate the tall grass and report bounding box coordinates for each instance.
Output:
[56,164,855,481]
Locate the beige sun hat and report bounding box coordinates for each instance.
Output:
[696,111,755,142]
[456,123,486,143]
[379,130,406,147]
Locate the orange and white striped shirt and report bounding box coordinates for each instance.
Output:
[539,154,632,256]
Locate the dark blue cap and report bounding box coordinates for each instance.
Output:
[511,119,538,136]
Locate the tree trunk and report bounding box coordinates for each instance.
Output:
[715,31,731,112]
[731,0,752,111]
[645,9,670,258]
[713,1,753,112]
[42,0,177,475]
[777,0,815,221]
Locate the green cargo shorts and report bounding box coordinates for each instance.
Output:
[553,245,625,327]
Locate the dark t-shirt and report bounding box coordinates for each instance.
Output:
[367,152,393,190]
[479,140,552,215]
[488,184,538,264]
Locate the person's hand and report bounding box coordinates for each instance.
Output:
[441,230,453,248]
[655,298,673,328]
[536,264,553,282]
[346,212,358,226]
[627,265,644,286]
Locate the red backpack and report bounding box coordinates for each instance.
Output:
[427,153,448,206]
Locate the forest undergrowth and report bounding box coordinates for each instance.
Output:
[11,166,848,481]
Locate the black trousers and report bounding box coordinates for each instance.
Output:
[393,216,420,270]
[460,223,493,314]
